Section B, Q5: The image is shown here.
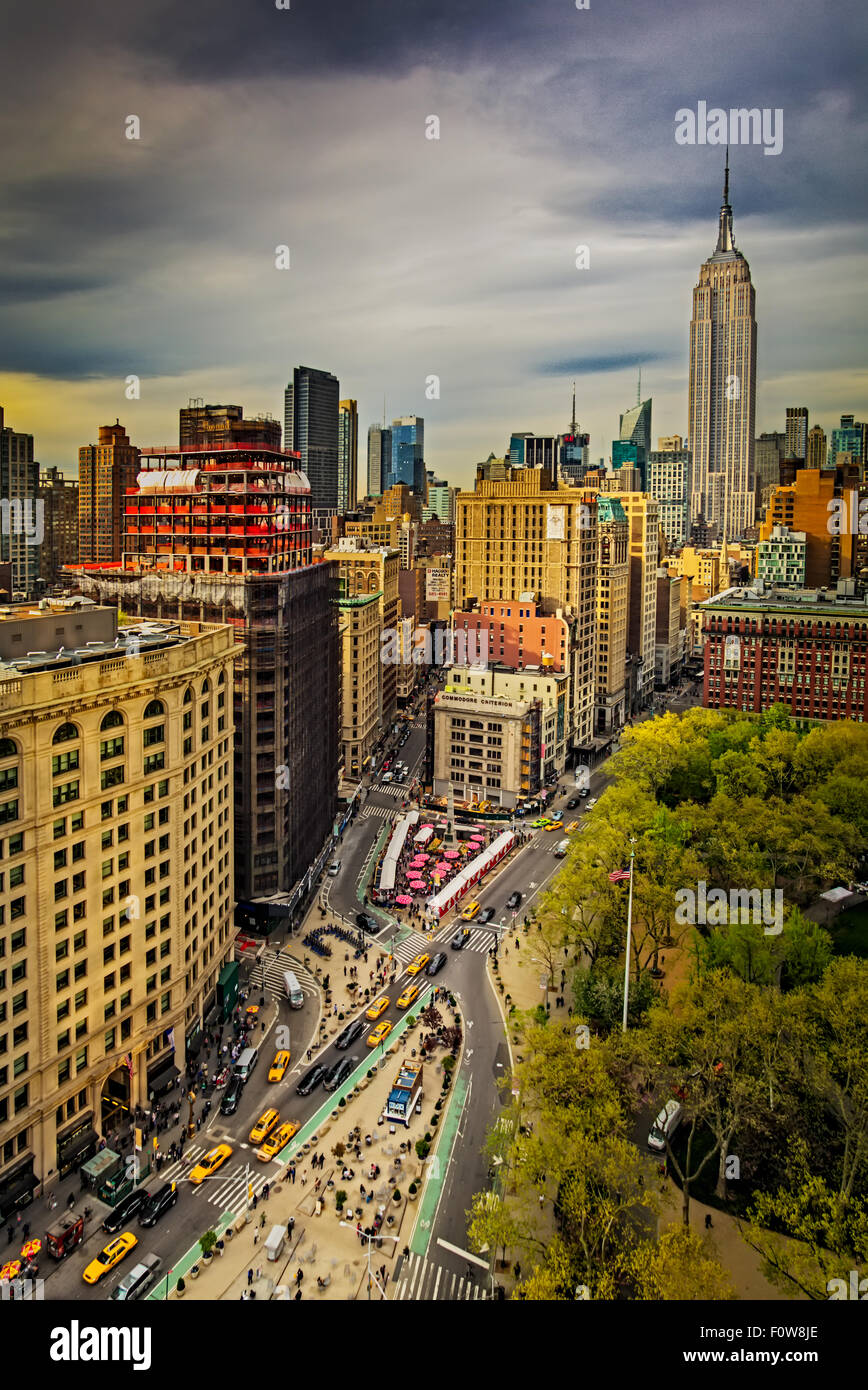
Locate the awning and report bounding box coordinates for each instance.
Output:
[57,1127,98,1165]
[0,1157,38,1215]
[185,1025,203,1058]
[80,1148,121,1183]
[147,1063,180,1097]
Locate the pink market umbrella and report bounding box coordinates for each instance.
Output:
[415,853,431,862]
[395,894,413,906]
[420,824,434,830]
[444,849,460,860]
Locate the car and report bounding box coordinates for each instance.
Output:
[529,817,550,829]
[296,1063,326,1096]
[109,1252,162,1302]
[426,952,447,976]
[460,900,481,921]
[585,798,598,810]
[220,1075,245,1116]
[382,760,391,771]
[565,821,581,834]
[257,1120,300,1161]
[335,1018,366,1050]
[323,1055,357,1091]
[366,995,390,1020]
[505,891,523,910]
[451,928,471,950]
[356,911,381,935]
[566,797,580,810]
[249,1108,280,1146]
[579,788,590,799]
[82,1232,138,1284]
[328,860,341,876]
[138,1183,178,1228]
[189,1143,232,1185]
[367,1020,393,1048]
[397,982,421,1009]
[546,818,564,831]
[268,1050,291,1083]
[479,907,496,924]
[406,952,430,975]
[102,1188,151,1234]
[382,771,393,782]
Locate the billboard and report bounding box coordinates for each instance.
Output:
[425,568,451,601]
[546,505,566,541]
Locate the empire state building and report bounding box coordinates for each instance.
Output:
[687,157,757,540]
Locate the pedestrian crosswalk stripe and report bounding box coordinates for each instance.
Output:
[361,805,393,819]
[249,950,318,1002]
[392,1252,489,1301]
[390,932,433,964]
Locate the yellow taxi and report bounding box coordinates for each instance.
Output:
[545,818,564,832]
[397,982,421,1010]
[82,1231,138,1284]
[249,1108,280,1146]
[268,1050,291,1082]
[460,900,481,921]
[406,952,430,976]
[189,1142,233,1185]
[565,821,581,834]
[367,1020,393,1048]
[257,1120,299,1161]
[366,995,390,1021]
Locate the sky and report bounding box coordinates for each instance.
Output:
[1,0,866,491]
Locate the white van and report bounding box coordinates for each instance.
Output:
[554,839,570,858]
[283,971,304,1010]
[234,1046,259,1083]
[647,1099,683,1152]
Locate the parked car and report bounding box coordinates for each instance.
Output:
[426,952,447,976]
[102,1188,151,1234]
[109,1252,162,1302]
[296,1063,326,1097]
[505,891,522,910]
[138,1184,178,1228]
[220,1075,244,1115]
[328,860,341,876]
[323,1056,357,1091]
[335,1018,366,1050]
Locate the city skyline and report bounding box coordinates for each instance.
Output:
[0,0,865,487]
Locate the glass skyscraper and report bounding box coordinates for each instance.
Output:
[284,365,340,509]
[389,415,425,493]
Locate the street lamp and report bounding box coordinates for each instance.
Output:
[621,837,637,1033]
[339,1223,399,1300]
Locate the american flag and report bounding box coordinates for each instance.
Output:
[608,868,631,883]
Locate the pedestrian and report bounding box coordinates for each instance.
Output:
[296,1267,303,1286]
[263,1182,270,1200]
[287,1217,295,1238]
[252,1192,258,1210]
[6,1225,13,1245]
[260,1212,266,1229]
[247,1268,253,1286]
[513,1261,521,1281]
[705,1213,713,1230]
[253,1229,259,1245]
[538,1192,544,1208]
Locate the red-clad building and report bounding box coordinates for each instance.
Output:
[452,597,569,671]
[701,579,868,722]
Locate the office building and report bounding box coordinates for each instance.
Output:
[323,540,400,725]
[452,598,570,671]
[702,579,868,722]
[431,688,542,808]
[595,496,629,732]
[688,159,757,539]
[619,397,652,470]
[179,402,281,451]
[755,524,807,587]
[647,441,692,548]
[337,400,358,512]
[69,443,339,914]
[0,406,41,598]
[655,568,683,687]
[78,422,139,568]
[284,366,340,508]
[619,493,659,708]
[39,467,79,587]
[785,407,809,462]
[806,426,827,471]
[0,604,236,1208]
[423,477,455,525]
[828,414,866,471]
[366,424,391,499]
[445,664,570,783]
[337,590,381,780]
[759,465,864,588]
[389,416,424,494]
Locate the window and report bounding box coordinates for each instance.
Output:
[0,767,18,793]
[53,781,79,807]
[143,724,165,747]
[52,751,79,776]
[101,767,125,791]
[0,738,17,758]
[52,722,79,745]
[0,800,18,825]
[143,753,165,775]
[100,710,124,731]
[58,1059,71,1084]
[144,699,165,719]
[53,818,67,840]
[100,737,125,761]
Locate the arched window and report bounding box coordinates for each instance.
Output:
[143,699,165,719]
[52,722,80,745]
[0,737,17,759]
[218,670,226,686]
[183,687,193,705]
[100,710,124,731]
[201,677,211,694]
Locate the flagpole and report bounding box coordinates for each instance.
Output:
[621,838,637,1033]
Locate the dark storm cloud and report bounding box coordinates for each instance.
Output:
[539,353,669,378]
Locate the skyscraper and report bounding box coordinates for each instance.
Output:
[0,405,41,597]
[180,401,281,451]
[389,415,425,493]
[806,425,827,470]
[337,399,359,511]
[619,395,652,469]
[687,155,757,540]
[785,407,809,462]
[366,423,391,498]
[283,366,340,508]
[38,465,79,585]
[828,414,866,470]
[77,420,139,567]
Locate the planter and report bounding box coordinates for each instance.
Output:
[175,1281,186,1299]
[408,1189,418,1202]
[202,1250,214,1266]
[189,1265,200,1280]
[215,1241,225,1257]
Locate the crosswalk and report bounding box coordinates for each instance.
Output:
[158,1142,278,1214]
[393,1252,490,1301]
[373,783,407,799]
[248,950,319,1003]
[388,925,495,965]
[389,931,436,964]
[361,804,394,820]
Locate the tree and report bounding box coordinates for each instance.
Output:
[626,1224,736,1300]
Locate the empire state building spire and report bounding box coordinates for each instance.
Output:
[715,147,736,255]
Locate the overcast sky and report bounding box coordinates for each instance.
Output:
[1,0,866,490]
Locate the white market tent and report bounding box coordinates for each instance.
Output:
[378,811,420,896]
[425,829,515,919]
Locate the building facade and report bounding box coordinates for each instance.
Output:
[337,591,381,780]
[0,406,41,598]
[389,416,424,494]
[806,425,827,471]
[595,496,629,731]
[366,424,391,499]
[78,422,139,569]
[785,407,809,462]
[284,366,340,509]
[755,524,807,586]
[179,403,281,451]
[647,440,692,548]
[687,161,757,539]
[39,466,79,587]
[431,688,542,808]
[620,492,659,708]
[337,400,359,513]
[445,664,569,783]
[323,540,400,726]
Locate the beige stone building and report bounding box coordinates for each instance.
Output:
[337,592,382,780]
[0,604,235,1204]
[619,493,660,706]
[444,664,569,782]
[431,688,541,809]
[324,540,400,724]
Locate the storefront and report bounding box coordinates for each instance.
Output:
[56,1115,98,1181]
[185,1020,203,1060]
[0,1153,38,1222]
[146,1056,180,1101]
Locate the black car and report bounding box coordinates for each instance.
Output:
[566,796,580,810]
[297,1063,326,1097]
[323,1055,357,1092]
[506,891,522,910]
[426,952,447,976]
[451,928,471,950]
[220,1075,244,1116]
[335,1018,365,1050]
[479,907,496,924]
[356,911,381,935]
[138,1183,178,1228]
[102,1187,151,1234]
